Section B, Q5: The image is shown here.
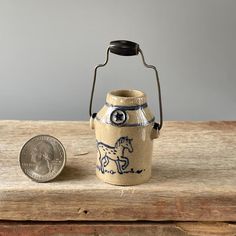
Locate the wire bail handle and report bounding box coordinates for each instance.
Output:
[89,40,163,130]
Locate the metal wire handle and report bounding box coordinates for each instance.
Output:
[89,40,163,130]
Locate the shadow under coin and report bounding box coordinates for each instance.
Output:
[54,165,86,182]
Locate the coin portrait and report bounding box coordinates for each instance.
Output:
[30,140,55,175]
[19,135,66,182]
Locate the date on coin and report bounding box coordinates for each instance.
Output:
[19,135,66,183]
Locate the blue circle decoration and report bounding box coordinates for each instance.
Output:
[110,109,127,126]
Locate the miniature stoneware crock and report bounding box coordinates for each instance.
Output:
[89,40,163,186]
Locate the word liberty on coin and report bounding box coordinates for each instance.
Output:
[19,135,66,183]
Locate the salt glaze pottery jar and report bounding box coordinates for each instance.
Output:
[89,40,163,186]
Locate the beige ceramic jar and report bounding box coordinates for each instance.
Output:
[89,40,163,186]
[90,89,159,185]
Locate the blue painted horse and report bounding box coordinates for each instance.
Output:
[97,136,133,174]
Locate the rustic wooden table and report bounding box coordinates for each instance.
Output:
[0,121,236,236]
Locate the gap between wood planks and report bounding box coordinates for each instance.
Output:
[1,221,236,236]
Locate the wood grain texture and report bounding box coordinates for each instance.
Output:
[0,121,235,221]
[1,222,236,236]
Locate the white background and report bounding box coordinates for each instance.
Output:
[0,0,235,121]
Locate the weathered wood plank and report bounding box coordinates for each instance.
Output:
[1,221,236,236]
[0,121,236,221]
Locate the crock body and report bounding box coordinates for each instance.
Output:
[91,89,158,186]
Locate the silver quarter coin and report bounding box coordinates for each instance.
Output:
[19,135,66,183]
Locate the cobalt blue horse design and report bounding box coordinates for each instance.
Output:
[97,136,133,174]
